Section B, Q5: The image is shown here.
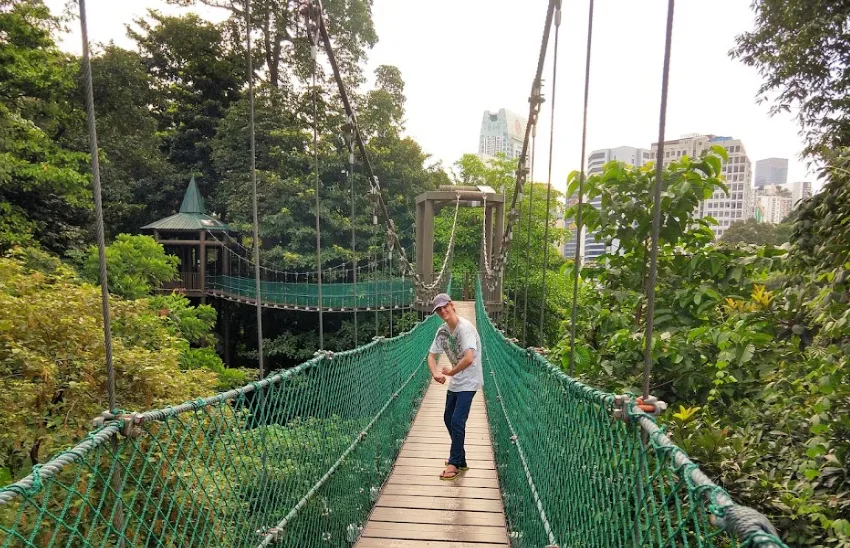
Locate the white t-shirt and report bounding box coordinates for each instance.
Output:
[429,317,483,392]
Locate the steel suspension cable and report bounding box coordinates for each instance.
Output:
[79,3,127,544]
[78,0,115,412]
[539,0,562,345]
[312,64,324,349]
[522,128,537,347]
[246,0,265,378]
[568,0,595,376]
[643,0,675,399]
[347,116,358,344]
[492,1,558,280]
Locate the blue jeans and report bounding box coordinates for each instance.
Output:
[444,390,476,467]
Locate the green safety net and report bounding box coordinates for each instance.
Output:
[207,275,414,310]
[0,315,439,547]
[476,282,786,548]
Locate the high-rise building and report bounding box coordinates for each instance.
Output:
[478,109,527,161]
[563,146,652,260]
[755,158,789,188]
[789,180,813,205]
[755,186,794,224]
[651,134,753,239]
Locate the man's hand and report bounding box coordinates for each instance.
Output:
[433,374,446,384]
[441,366,454,377]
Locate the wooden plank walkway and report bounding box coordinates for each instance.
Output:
[357,301,509,547]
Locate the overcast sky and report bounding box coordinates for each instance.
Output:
[49,0,817,192]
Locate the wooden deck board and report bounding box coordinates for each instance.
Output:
[356,301,508,547]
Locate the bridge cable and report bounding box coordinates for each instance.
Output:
[245,0,266,378]
[311,1,458,301]
[539,0,562,345]
[307,8,325,349]
[78,2,127,543]
[568,0,595,375]
[642,0,675,399]
[521,125,537,347]
[78,0,116,413]
[245,0,271,507]
[346,116,358,343]
[489,1,558,281]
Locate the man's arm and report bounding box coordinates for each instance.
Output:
[442,349,474,377]
[428,353,446,384]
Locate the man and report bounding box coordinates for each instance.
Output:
[427,293,483,481]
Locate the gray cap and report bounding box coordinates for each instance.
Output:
[431,293,451,313]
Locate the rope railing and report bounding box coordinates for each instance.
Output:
[475,280,786,548]
[206,275,414,311]
[0,316,440,547]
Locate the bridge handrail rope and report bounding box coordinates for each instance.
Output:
[476,280,785,548]
[303,0,458,300]
[0,314,441,546]
[207,232,389,285]
[206,232,377,278]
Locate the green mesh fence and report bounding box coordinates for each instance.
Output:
[475,282,786,548]
[0,315,439,547]
[207,275,413,310]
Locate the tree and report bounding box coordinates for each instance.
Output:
[361,65,406,138]
[128,11,248,215]
[732,2,850,159]
[0,0,91,253]
[81,234,179,299]
[167,0,377,89]
[75,45,177,236]
[721,218,792,246]
[0,253,220,480]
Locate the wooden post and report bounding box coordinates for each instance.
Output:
[199,230,207,303]
[223,301,231,366]
[422,200,435,284]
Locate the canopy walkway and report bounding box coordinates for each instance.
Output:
[358,301,509,547]
[206,275,415,312]
[0,285,785,547]
[6,0,787,545]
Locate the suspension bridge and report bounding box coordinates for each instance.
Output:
[0,0,789,546]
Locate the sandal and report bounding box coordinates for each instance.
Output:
[445,460,469,471]
[439,465,460,481]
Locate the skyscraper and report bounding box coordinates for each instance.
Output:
[754,158,789,188]
[651,134,753,239]
[478,109,527,161]
[564,146,652,260]
[790,181,813,205]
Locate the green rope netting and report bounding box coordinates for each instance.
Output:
[207,275,413,310]
[475,282,786,548]
[0,316,439,547]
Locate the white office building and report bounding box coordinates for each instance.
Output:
[478,109,527,161]
[651,134,753,239]
[564,146,651,260]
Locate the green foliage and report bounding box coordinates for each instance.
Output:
[77,45,177,236]
[167,0,377,89]
[721,218,792,246]
[0,253,220,481]
[82,234,178,299]
[732,1,850,159]
[0,0,91,253]
[551,153,850,545]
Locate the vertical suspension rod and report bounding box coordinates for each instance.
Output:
[643,0,676,398]
[539,0,562,345]
[246,0,265,378]
[568,0,595,376]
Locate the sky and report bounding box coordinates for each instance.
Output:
[48,0,817,192]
